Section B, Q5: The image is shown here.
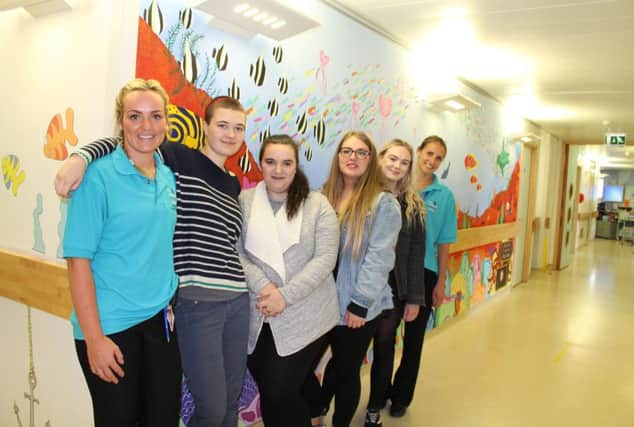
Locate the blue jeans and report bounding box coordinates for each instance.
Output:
[175,293,249,427]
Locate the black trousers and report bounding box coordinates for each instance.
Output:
[75,310,182,427]
[248,323,327,427]
[303,318,379,427]
[390,269,436,407]
[367,299,406,410]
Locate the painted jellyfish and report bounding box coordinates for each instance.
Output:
[349,100,360,129]
[315,50,329,96]
[378,94,392,143]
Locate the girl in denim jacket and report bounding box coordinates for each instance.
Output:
[304,131,401,427]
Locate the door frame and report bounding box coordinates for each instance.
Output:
[554,144,569,270]
[520,143,539,282]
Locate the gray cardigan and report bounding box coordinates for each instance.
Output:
[238,190,340,356]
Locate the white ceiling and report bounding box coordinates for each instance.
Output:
[328,0,634,167]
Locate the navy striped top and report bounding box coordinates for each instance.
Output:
[79,137,247,300]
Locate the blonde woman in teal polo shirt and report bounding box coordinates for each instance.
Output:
[388,135,457,418]
[64,79,181,427]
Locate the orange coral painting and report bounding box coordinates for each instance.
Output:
[457,161,520,228]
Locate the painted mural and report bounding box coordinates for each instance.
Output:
[437,240,515,326]
[133,0,522,424]
[0,0,524,424]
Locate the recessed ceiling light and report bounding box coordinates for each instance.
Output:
[445,100,465,111]
[243,7,259,17]
[516,132,541,144]
[233,3,249,13]
[262,15,277,25]
[253,11,268,22]
[196,0,320,41]
[0,0,73,17]
[602,120,611,126]
[427,93,480,113]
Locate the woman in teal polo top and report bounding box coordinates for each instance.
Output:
[64,79,181,427]
[388,135,457,418]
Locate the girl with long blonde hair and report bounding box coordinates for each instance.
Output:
[305,131,401,427]
[364,139,426,426]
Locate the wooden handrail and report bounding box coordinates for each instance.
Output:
[2,222,522,319]
[0,249,71,319]
[450,222,521,253]
[577,211,598,221]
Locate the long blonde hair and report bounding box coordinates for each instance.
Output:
[379,139,426,227]
[322,131,386,259]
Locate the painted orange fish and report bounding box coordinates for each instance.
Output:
[44,108,78,160]
[464,154,478,170]
[470,175,478,184]
[477,184,483,191]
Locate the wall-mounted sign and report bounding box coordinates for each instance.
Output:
[604,133,627,145]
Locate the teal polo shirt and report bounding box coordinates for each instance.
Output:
[420,174,457,273]
[64,144,178,339]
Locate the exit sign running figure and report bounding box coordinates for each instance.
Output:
[604,133,627,145]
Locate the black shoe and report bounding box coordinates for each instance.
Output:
[364,409,383,427]
[389,402,407,418]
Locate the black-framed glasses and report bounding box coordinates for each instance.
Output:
[339,147,371,159]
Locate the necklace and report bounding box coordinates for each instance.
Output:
[122,140,156,179]
[132,161,156,179]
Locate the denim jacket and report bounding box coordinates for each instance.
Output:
[335,191,401,322]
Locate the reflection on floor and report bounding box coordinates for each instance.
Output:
[344,238,634,427]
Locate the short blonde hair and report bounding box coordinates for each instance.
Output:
[115,78,169,136]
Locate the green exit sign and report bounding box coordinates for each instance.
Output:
[604,133,627,145]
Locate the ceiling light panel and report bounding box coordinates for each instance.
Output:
[196,0,319,40]
[0,0,71,16]
[427,93,481,113]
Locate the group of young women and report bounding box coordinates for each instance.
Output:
[57,78,457,427]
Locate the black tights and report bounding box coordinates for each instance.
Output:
[303,318,379,427]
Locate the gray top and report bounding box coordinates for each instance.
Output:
[238,190,340,356]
